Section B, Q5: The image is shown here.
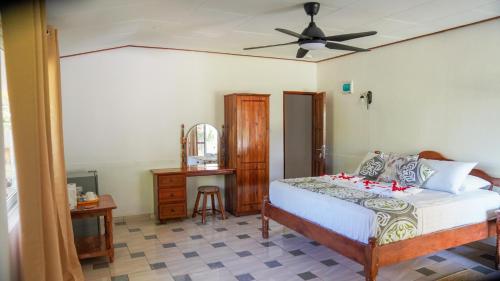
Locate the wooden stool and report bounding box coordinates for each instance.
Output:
[192,186,226,224]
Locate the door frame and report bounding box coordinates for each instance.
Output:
[283,91,326,178]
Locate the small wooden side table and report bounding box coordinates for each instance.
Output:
[70,194,117,262]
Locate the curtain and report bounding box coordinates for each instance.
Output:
[1,1,84,281]
[188,128,198,156]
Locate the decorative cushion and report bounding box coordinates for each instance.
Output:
[421,159,477,194]
[460,175,491,192]
[396,160,435,187]
[354,152,379,174]
[378,153,419,183]
[358,155,386,180]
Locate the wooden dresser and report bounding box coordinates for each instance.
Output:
[151,166,235,223]
[224,93,270,216]
[152,170,187,223]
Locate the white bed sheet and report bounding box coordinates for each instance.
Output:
[269,179,500,244]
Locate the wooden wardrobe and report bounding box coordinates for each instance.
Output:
[224,93,270,216]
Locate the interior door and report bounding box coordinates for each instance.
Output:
[312,92,326,176]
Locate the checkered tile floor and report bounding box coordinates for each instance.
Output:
[82,214,500,281]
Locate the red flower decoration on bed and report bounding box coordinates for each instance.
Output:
[339,172,355,180]
[391,180,410,191]
[362,179,380,189]
[330,172,356,181]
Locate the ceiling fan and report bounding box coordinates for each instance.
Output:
[243,2,377,58]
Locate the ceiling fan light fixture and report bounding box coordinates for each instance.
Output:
[299,40,326,50]
[242,2,377,57]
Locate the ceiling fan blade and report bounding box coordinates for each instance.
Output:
[276,28,311,39]
[324,31,377,42]
[325,42,369,52]
[243,41,298,50]
[262,3,303,15]
[296,48,308,58]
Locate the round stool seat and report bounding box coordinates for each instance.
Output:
[192,185,226,224]
[198,185,219,193]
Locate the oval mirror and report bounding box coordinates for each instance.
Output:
[185,124,219,166]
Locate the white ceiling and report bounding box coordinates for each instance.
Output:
[47,0,500,61]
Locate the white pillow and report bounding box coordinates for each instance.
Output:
[460,175,491,192]
[421,159,477,194]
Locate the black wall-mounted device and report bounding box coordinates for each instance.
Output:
[360,91,373,109]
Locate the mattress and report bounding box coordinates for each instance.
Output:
[269,179,500,244]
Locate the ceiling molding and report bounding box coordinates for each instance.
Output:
[59,45,130,59]
[60,44,315,63]
[317,15,500,63]
[59,16,500,63]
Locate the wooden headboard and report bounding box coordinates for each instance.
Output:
[419,150,500,188]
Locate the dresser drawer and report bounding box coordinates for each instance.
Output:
[158,187,185,203]
[159,203,186,219]
[158,175,185,187]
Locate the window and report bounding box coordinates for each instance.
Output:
[196,125,206,156]
[195,124,218,157]
[0,49,17,213]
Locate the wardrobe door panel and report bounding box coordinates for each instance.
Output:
[237,97,268,164]
[224,94,269,216]
[237,168,266,212]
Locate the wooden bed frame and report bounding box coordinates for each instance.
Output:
[261,151,500,281]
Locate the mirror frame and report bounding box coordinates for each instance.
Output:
[181,123,225,168]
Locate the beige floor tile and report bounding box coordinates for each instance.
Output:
[226,238,265,252]
[196,244,234,257]
[166,257,210,276]
[127,268,174,281]
[378,266,425,281]
[251,245,293,261]
[190,268,237,281]
[113,247,131,258]
[224,255,268,275]
[83,268,110,281]
[84,277,111,281]
[127,239,162,253]
[101,213,497,281]
[280,255,326,274]
[109,256,150,276]
[252,266,297,280]
[176,239,211,251]
[144,246,184,261]
[312,264,355,280]
[426,260,465,276]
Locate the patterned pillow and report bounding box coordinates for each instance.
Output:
[354,152,379,174]
[378,153,418,183]
[358,155,386,180]
[396,160,435,187]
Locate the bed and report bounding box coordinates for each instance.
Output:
[261,151,500,281]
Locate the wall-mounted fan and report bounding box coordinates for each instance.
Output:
[244,2,377,58]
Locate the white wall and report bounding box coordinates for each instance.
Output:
[318,20,500,177]
[60,48,316,216]
[284,94,312,178]
[61,20,500,216]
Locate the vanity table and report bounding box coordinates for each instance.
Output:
[152,93,269,223]
[151,123,234,223]
[151,166,235,224]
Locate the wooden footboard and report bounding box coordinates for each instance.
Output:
[262,196,499,281]
[261,195,368,264]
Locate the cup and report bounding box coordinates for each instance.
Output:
[85,191,97,201]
